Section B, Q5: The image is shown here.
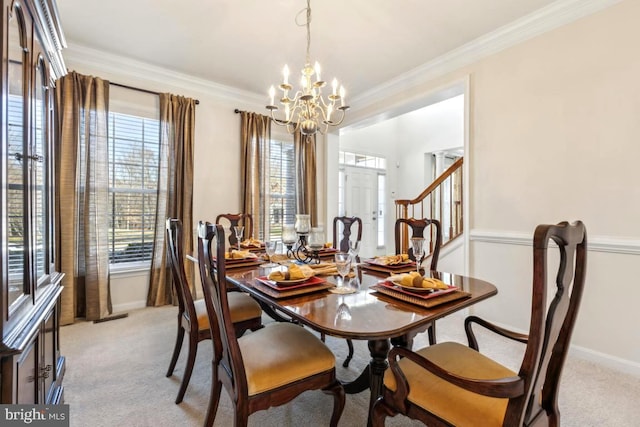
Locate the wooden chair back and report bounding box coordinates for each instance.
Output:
[394,218,442,270]
[215,213,253,247]
[166,218,198,333]
[332,216,363,253]
[197,222,248,398]
[506,220,587,424]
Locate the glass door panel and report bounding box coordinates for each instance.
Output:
[7,4,28,307]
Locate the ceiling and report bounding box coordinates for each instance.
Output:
[57,0,560,102]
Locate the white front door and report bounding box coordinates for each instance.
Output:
[343,166,381,258]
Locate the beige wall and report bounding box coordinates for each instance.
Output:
[469,0,640,371]
[65,0,640,374]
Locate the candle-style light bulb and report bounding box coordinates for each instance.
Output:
[327,104,333,121]
[314,61,321,81]
[283,65,290,85]
[285,103,290,121]
[332,78,338,95]
[269,86,275,106]
[340,86,346,106]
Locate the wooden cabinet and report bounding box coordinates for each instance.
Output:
[1,0,66,404]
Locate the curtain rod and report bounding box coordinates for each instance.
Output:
[110,81,200,104]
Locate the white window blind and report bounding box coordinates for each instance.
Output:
[263,138,296,241]
[108,88,160,265]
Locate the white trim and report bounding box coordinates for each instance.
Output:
[63,43,264,106]
[472,318,640,378]
[470,229,640,255]
[570,345,640,378]
[352,0,623,108]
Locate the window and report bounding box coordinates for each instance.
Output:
[262,137,296,241]
[107,112,160,265]
[106,87,160,267]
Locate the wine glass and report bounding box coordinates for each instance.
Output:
[334,252,352,289]
[334,295,352,325]
[233,226,244,251]
[262,241,280,268]
[410,237,425,274]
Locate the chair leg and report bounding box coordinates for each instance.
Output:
[166,325,185,377]
[323,380,346,427]
[343,339,354,367]
[203,362,222,427]
[428,322,437,345]
[175,335,198,404]
[371,397,396,427]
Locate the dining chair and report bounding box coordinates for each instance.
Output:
[372,220,587,427]
[164,218,262,404]
[215,212,253,248]
[197,221,345,427]
[394,217,442,270]
[332,216,363,253]
[330,216,362,367]
[394,218,443,345]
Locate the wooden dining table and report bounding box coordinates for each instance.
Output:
[224,263,498,424]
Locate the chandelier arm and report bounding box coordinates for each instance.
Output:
[266,0,347,136]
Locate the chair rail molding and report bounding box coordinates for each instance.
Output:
[470,229,640,255]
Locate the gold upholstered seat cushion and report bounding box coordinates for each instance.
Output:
[238,323,336,396]
[383,341,516,427]
[193,293,262,331]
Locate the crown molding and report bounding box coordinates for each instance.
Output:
[63,43,265,107]
[470,229,640,255]
[62,0,622,111]
[352,0,623,109]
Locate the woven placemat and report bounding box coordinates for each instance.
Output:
[359,262,417,275]
[370,284,471,308]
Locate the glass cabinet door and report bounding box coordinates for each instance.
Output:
[33,54,49,286]
[6,3,29,308]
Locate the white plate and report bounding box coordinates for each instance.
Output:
[390,280,436,293]
[271,277,309,286]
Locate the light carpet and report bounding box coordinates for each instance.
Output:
[61,305,640,426]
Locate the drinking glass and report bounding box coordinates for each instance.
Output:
[262,241,280,268]
[334,295,352,325]
[233,226,244,251]
[410,237,425,274]
[334,252,352,289]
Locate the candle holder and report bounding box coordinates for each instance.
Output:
[282,216,322,264]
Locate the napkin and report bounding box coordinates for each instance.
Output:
[241,238,263,248]
[268,264,313,281]
[310,262,356,277]
[388,272,449,290]
[225,250,257,259]
[373,254,410,265]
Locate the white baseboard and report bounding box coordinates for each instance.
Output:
[570,345,640,378]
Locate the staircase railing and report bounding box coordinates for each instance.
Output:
[395,157,463,256]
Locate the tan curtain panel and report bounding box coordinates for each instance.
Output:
[294,132,318,226]
[240,112,271,239]
[147,94,196,306]
[54,71,111,325]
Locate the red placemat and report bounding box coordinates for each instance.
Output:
[253,277,333,299]
[371,283,471,308]
[377,280,458,299]
[257,275,326,290]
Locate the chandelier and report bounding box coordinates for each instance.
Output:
[266,0,349,135]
